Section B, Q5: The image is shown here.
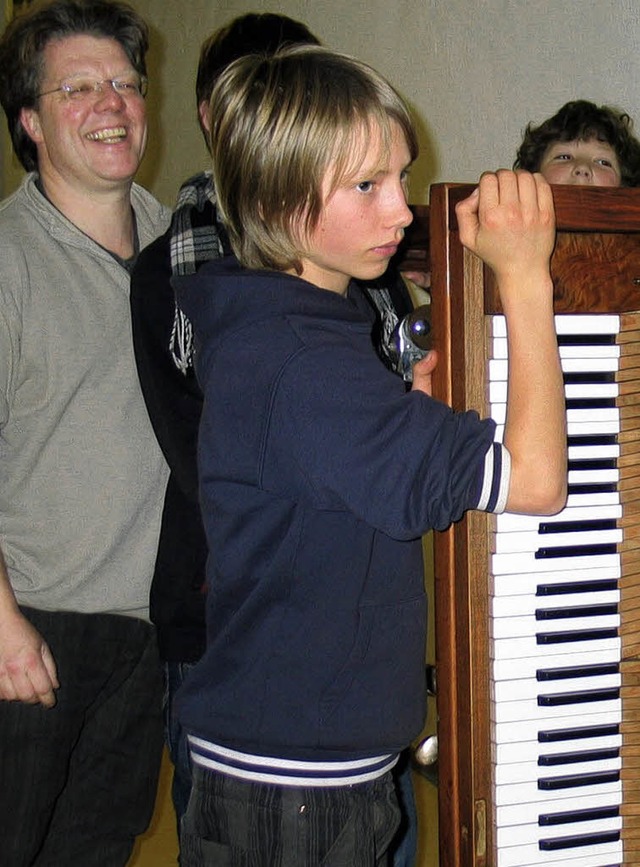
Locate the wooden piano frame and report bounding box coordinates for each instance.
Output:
[423,183,640,866]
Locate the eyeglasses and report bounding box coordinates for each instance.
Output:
[37,75,148,101]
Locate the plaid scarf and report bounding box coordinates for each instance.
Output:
[169,171,228,373]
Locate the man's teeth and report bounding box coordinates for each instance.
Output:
[86,127,126,142]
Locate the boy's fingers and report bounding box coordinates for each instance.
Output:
[411,350,438,396]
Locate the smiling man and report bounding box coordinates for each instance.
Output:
[0,1,170,864]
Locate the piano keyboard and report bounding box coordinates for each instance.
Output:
[488,312,640,867]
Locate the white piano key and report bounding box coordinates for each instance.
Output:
[564,489,620,507]
[491,551,621,577]
[492,591,620,619]
[492,673,620,703]
[495,756,621,785]
[491,314,621,337]
[492,709,621,745]
[492,696,621,725]
[567,421,621,438]
[492,634,621,662]
[494,776,621,808]
[496,838,622,867]
[494,422,622,442]
[489,356,621,380]
[490,381,619,402]
[490,404,620,425]
[495,813,622,848]
[496,505,622,533]
[494,787,622,826]
[492,645,622,682]
[493,528,622,554]
[490,338,621,360]
[566,408,619,425]
[493,733,623,765]
[567,468,619,485]
[491,613,620,641]
[562,357,620,373]
[558,344,621,359]
[554,314,621,334]
[491,563,622,598]
[567,443,620,460]
[565,383,619,399]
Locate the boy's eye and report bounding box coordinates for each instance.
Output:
[356,181,374,193]
[553,153,571,161]
[597,158,613,168]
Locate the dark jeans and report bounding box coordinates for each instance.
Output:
[166,661,418,865]
[180,765,401,866]
[0,607,164,867]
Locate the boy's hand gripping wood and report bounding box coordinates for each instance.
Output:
[455,170,567,515]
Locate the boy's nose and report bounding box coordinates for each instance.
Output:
[390,190,414,230]
[573,162,593,180]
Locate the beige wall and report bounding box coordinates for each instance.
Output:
[126,0,640,207]
[5,1,640,207]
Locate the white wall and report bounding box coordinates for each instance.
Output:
[4,0,640,207]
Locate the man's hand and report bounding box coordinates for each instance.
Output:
[0,612,59,707]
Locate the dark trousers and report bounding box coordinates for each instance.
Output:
[180,765,401,867]
[0,607,164,867]
[164,660,197,825]
[168,663,418,865]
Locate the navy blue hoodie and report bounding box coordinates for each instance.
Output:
[174,256,504,768]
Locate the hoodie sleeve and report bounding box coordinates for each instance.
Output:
[259,332,508,539]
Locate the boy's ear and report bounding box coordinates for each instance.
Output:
[20,107,44,143]
[198,100,210,135]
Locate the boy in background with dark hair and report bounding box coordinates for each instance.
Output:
[174,44,566,866]
[514,99,640,187]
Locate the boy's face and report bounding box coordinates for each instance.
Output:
[294,120,414,295]
[539,137,621,187]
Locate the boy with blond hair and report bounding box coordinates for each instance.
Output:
[175,45,566,865]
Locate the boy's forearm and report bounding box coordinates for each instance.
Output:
[501,276,567,515]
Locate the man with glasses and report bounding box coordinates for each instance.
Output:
[0,1,170,863]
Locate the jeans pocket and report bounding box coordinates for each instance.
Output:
[180,829,233,866]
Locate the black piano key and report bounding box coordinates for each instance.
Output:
[557,334,617,346]
[563,371,616,384]
[536,627,618,644]
[538,723,619,743]
[535,603,618,620]
[537,662,619,681]
[538,747,619,766]
[568,482,618,495]
[538,769,620,790]
[538,518,617,534]
[565,397,616,410]
[567,458,617,471]
[539,804,620,826]
[539,830,620,851]
[536,543,617,559]
[567,433,618,447]
[537,579,618,596]
[537,687,620,706]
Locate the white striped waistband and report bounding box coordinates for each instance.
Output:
[188,735,399,788]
